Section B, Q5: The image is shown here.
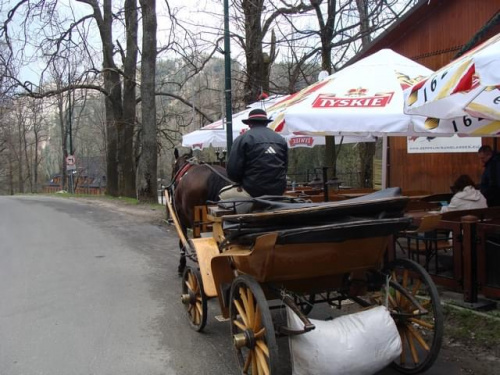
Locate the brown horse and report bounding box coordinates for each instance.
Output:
[170,149,231,274]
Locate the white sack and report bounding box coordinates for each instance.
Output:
[288,305,401,375]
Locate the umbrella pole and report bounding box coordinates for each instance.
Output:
[382,135,388,189]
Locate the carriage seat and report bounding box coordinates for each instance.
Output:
[219,188,410,243]
[253,187,403,211]
[217,187,403,212]
[224,216,412,245]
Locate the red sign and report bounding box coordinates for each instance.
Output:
[288,136,314,148]
[312,92,394,108]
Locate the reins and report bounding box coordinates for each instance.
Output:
[200,162,235,185]
[165,157,234,190]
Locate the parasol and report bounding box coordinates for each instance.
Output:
[404,32,500,135]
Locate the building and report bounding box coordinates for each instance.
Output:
[355,0,499,194]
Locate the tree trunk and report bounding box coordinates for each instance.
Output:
[242,0,266,104]
[136,0,157,202]
[120,0,138,197]
[359,142,376,187]
[8,149,14,195]
[105,95,118,196]
[16,115,24,193]
[356,0,376,188]
[57,92,68,191]
[97,0,123,196]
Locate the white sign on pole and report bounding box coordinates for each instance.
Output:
[66,155,76,171]
[66,155,76,165]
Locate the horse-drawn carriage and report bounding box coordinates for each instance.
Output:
[165,183,443,375]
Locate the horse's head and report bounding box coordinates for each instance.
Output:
[172,148,194,180]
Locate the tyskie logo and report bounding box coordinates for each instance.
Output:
[288,137,314,147]
[312,90,394,108]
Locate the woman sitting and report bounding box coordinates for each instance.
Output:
[441,174,487,213]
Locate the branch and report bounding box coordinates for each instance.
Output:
[151,91,215,123]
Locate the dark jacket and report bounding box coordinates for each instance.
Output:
[480,153,500,207]
[226,125,288,197]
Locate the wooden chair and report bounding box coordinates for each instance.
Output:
[396,214,452,272]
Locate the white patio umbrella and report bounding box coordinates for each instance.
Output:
[404,32,500,135]
[267,49,433,137]
[182,96,374,150]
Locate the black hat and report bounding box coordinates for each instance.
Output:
[242,108,273,125]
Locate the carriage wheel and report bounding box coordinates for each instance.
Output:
[181,267,207,332]
[382,259,443,374]
[229,275,278,375]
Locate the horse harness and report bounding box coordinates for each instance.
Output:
[169,159,234,189]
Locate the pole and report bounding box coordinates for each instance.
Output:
[68,70,74,194]
[223,0,233,154]
[382,135,388,189]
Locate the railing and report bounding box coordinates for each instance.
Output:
[388,207,500,307]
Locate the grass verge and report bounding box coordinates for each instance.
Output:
[443,303,500,356]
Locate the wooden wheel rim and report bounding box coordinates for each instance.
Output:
[230,276,278,375]
[385,259,443,374]
[182,267,207,332]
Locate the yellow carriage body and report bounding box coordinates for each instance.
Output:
[190,203,404,318]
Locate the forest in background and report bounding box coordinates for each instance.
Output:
[0,0,418,199]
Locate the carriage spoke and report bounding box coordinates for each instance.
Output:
[234,300,249,327]
[399,327,406,366]
[402,269,409,288]
[406,327,420,364]
[188,273,195,289]
[196,301,203,316]
[411,279,422,297]
[247,289,255,327]
[193,307,199,325]
[256,340,270,357]
[409,317,434,330]
[233,319,247,332]
[243,351,252,373]
[407,324,431,351]
[240,288,252,327]
[255,346,269,375]
[251,352,258,374]
[254,327,266,339]
[253,306,262,332]
[392,271,402,305]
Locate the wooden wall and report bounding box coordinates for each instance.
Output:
[359,0,500,193]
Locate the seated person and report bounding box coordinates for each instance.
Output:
[441,174,487,213]
[220,108,288,213]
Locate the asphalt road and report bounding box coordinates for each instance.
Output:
[0,195,488,375]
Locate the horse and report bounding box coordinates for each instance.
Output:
[170,148,232,275]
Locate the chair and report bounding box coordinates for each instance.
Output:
[396,214,453,272]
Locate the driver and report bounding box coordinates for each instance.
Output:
[220,108,288,211]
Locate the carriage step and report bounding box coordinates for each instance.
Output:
[215,315,230,322]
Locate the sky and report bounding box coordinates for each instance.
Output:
[7,0,224,83]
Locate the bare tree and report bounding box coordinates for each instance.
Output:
[136,0,157,202]
[276,0,417,180]
[231,0,314,104]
